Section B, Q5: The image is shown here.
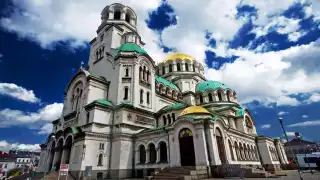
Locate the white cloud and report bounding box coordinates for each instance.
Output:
[287,120,320,127]
[302,114,308,118]
[305,93,320,104]
[38,123,53,135]
[0,140,40,152]
[0,0,320,107]
[0,83,40,103]
[260,124,271,129]
[278,111,289,116]
[0,103,62,133]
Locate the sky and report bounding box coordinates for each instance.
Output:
[0,0,319,152]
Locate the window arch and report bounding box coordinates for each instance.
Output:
[140,89,143,103]
[143,66,146,80]
[149,143,156,163]
[159,142,167,162]
[139,66,142,80]
[217,91,223,101]
[169,64,173,72]
[139,145,146,163]
[125,13,130,23]
[125,68,129,77]
[114,10,121,20]
[146,92,150,104]
[235,142,241,160]
[192,64,195,72]
[208,93,213,102]
[199,94,204,104]
[124,87,129,100]
[163,116,167,125]
[71,84,83,111]
[177,63,181,71]
[228,140,235,160]
[172,113,175,122]
[162,66,165,74]
[167,114,171,124]
[97,154,103,166]
[226,90,231,101]
[185,63,189,71]
[146,70,150,82]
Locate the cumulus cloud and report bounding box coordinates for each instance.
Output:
[260,124,271,129]
[287,120,320,127]
[0,140,40,152]
[278,111,289,116]
[285,131,296,137]
[38,123,53,135]
[0,103,63,132]
[0,83,40,103]
[0,0,320,107]
[305,93,320,104]
[302,114,308,118]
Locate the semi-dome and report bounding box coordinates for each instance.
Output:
[180,106,211,116]
[196,80,230,92]
[163,53,196,62]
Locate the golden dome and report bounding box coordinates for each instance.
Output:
[180,106,211,116]
[163,53,195,62]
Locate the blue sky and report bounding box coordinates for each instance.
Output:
[0,0,319,151]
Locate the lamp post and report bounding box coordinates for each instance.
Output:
[278,117,303,180]
[43,135,55,180]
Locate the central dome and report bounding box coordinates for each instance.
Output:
[163,53,196,62]
[180,106,211,116]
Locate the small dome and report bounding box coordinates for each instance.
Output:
[196,80,230,92]
[163,53,196,62]
[180,106,211,116]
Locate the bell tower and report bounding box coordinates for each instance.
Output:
[87,3,145,69]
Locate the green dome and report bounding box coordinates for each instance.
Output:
[113,43,147,56]
[196,80,230,92]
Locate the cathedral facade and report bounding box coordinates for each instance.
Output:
[37,3,288,179]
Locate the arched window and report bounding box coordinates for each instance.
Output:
[235,142,241,160]
[139,66,142,80]
[125,68,129,77]
[124,87,129,100]
[149,144,156,163]
[228,140,235,160]
[185,63,189,71]
[139,145,146,163]
[167,114,171,124]
[146,92,150,104]
[163,116,167,125]
[140,89,143,103]
[97,154,103,166]
[239,143,244,160]
[159,142,167,162]
[218,91,223,101]
[169,64,173,72]
[192,64,195,72]
[125,13,130,23]
[177,63,181,71]
[227,91,231,101]
[114,10,121,20]
[143,66,146,80]
[172,113,175,122]
[208,93,213,102]
[199,95,203,103]
[162,66,165,74]
[86,112,90,124]
[245,116,253,134]
[146,70,150,82]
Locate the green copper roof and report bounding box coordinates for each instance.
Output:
[273,137,280,140]
[160,103,186,112]
[196,80,229,92]
[155,75,180,91]
[113,43,147,57]
[94,99,113,107]
[236,108,245,117]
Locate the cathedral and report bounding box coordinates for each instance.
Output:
[37,3,289,179]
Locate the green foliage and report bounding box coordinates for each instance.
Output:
[7,169,21,177]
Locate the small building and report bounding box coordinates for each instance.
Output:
[284,138,320,162]
[0,153,16,177]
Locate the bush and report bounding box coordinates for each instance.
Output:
[7,169,21,177]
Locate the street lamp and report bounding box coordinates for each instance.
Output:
[278,117,303,180]
[43,135,55,180]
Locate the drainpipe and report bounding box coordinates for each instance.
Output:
[107,108,116,178]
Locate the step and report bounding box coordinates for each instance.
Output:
[153,176,180,179]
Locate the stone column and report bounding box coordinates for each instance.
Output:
[135,150,140,164]
[156,148,160,163]
[194,126,209,166]
[109,11,114,19]
[146,149,150,163]
[232,145,238,161]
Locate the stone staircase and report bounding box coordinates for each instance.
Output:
[40,172,75,180]
[218,164,279,178]
[146,166,209,180]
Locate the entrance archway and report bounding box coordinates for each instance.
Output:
[63,136,72,164]
[179,128,196,166]
[215,128,226,164]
